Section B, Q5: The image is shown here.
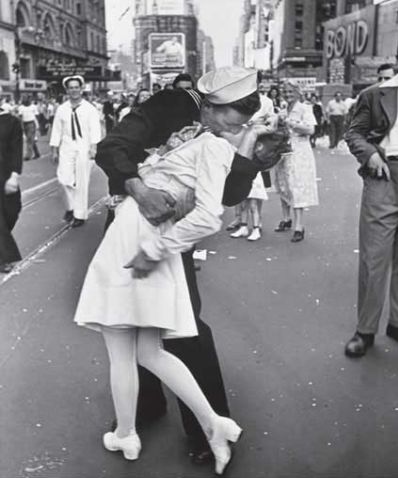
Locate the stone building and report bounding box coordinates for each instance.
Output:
[0,0,16,98]
[10,0,108,97]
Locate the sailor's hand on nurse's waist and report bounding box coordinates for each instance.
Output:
[367,152,390,180]
[124,250,158,279]
[125,178,176,226]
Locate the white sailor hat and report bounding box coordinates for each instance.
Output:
[62,75,85,89]
[197,67,258,105]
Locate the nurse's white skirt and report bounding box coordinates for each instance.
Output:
[74,197,198,339]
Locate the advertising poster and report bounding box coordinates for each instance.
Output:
[149,33,186,69]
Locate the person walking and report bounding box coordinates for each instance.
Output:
[95,73,261,464]
[118,93,136,122]
[76,67,264,474]
[18,97,40,161]
[309,94,324,148]
[102,90,116,134]
[50,75,102,228]
[326,91,348,150]
[0,105,23,273]
[274,80,319,242]
[345,71,398,357]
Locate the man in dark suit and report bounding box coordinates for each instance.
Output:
[345,71,398,357]
[0,106,23,273]
[96,87,261,462]
[102,91,116,134]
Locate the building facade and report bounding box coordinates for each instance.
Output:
[133,0,213,87]
[197,29,215,76]
[8,0,109,98]
[322,0,398,89]
[0,0,16,97]
[270,0,338,80]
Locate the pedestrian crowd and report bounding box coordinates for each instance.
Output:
[1,61,398,475]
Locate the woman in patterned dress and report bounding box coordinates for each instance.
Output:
[274,80,319,242]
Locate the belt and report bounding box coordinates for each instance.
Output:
[387,156,398,161]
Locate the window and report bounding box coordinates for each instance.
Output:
[16,1,30,27]
[76,2,81,15]
[0,51,9,80]
[345,0,366,14]
[64,24,74,47]
[295,1,304,16]
[43,13,56,40]
[90,32,94,51]
[20,57,30,79]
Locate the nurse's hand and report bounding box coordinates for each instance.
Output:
[124,250,158,279]
[125,178,176,226]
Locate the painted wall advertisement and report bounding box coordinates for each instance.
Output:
[323,5,375,61]
[149,33,186,69]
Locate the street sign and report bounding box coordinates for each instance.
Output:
[280,77,317,91]
[19,79,47,91]
[149,33,186,69]
[37,65,103,81]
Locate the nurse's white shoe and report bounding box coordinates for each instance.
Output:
[103,430,141,460]
[207,417,243,475]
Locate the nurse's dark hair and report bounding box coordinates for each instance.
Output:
[206,91,260,116]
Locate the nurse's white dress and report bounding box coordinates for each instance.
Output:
[74,132,235,339]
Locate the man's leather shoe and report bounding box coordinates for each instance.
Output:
[345,332,375,358]
[0,263,13,274]
[63,210,74,222]
[71,218,85,228]
[386,324,398,342]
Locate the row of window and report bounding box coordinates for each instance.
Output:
[54,0,105,23]
[293,0,338,50]
[16,1,106,54]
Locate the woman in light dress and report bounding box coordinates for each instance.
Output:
[74,67,265,475]
[229,173,268,241]
[274,80,319,242]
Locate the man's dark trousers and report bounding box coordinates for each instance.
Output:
[105,209,230,447]
[329,115,345,148]
[357,161,398,334]
[0,188,21,265]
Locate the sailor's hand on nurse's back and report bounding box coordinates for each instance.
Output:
[125,178,176,226]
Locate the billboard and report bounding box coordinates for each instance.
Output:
[323,5,376,60]
[149,33,185,69]
[147,0,185,15]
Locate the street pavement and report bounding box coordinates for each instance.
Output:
[1,138,398,478]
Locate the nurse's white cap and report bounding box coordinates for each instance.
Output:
[197,67,258,105]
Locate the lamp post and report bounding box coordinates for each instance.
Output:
[12,28,21,102]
